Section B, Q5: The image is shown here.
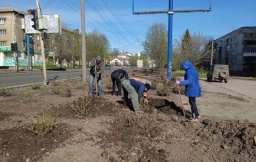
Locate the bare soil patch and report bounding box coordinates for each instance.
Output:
[0,70,255,162]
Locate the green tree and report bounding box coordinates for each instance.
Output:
[129,53,149,67]
[143,23,168,68]
[86,30,110,63]
[140,53,149,67]
[181,29,193,56]
[129,55,137,66]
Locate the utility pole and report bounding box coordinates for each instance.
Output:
[138,33,141,62]
[210,39,214,68]
[133,0,212,80]
[81,0,87,85]
[36,0,48,85]
[39,31,47,84]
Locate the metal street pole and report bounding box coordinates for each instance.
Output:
[132,0,211,80]
[81,0,87,84]
[26,35,31,71]
[167,0,173,80]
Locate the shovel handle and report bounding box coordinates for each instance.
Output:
[177,85,186,119]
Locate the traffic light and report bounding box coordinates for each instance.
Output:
[11,43,18,52]
[31,9,39,30]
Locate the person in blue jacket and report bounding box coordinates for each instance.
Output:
[122,79,151,113]
[176,60,201,121]
[111,69,129,96]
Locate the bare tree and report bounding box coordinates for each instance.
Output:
[63,31,81,68]
[173,29,212,68]
[51,33,66,68]
[172,38,183,70]
[110,48,120,58]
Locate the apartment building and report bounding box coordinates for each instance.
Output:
[213,26,256,76]
[0,7,41,68]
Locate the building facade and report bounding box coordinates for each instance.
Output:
[213,27,256,76]
[0,7,42,68]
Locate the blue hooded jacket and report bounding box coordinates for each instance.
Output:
[179,61,201,97]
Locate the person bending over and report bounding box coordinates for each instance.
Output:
[122,79,151,113]
[111,69,129,96]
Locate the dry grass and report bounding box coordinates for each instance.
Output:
[23,93,38,103]
[31,84,41,90]
[71,95,93,115]
[0,88,12,97]
[51,82,72,97]
[27,113,56,135]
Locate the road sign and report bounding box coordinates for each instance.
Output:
[0,46,12,52]
[137,60,143,68]
[25,14,61,34]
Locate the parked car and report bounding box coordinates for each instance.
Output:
[104,64,111,70]
[207,64,229,83]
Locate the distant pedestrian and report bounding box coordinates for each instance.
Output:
[176,60,201,121]
[89,56,104,96]
[111,69,129,96]
[122,79,151,113]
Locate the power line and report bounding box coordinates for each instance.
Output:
[87,0,135,45]
[42,0,56,10]
[102,0,137,40]
[63,0,128,46]
[41,0,140,52]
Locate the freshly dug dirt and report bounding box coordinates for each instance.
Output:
[0,71,255,162]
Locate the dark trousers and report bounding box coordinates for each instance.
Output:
[189,97,199,118]
[111,76,122,95]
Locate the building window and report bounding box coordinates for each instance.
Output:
[226,38,230,44]
[0,41,7,46]
[0,18,6,24]
[0,29,7,35]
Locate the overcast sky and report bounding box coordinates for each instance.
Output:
[1,0,256,54]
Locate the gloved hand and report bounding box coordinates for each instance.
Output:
[176,80,180,85]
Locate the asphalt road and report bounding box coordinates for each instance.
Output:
[0,69,83,88]
[196,77,256,122]
[0,67,136,88]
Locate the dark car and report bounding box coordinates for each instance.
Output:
[104,64,111,70]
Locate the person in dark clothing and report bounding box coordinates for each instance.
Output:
[176,60,201,121]
[89,56,104,96]
[111,69,129,96]
[122,79,151,113]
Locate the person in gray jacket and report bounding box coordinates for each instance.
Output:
[89,56,104,96]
